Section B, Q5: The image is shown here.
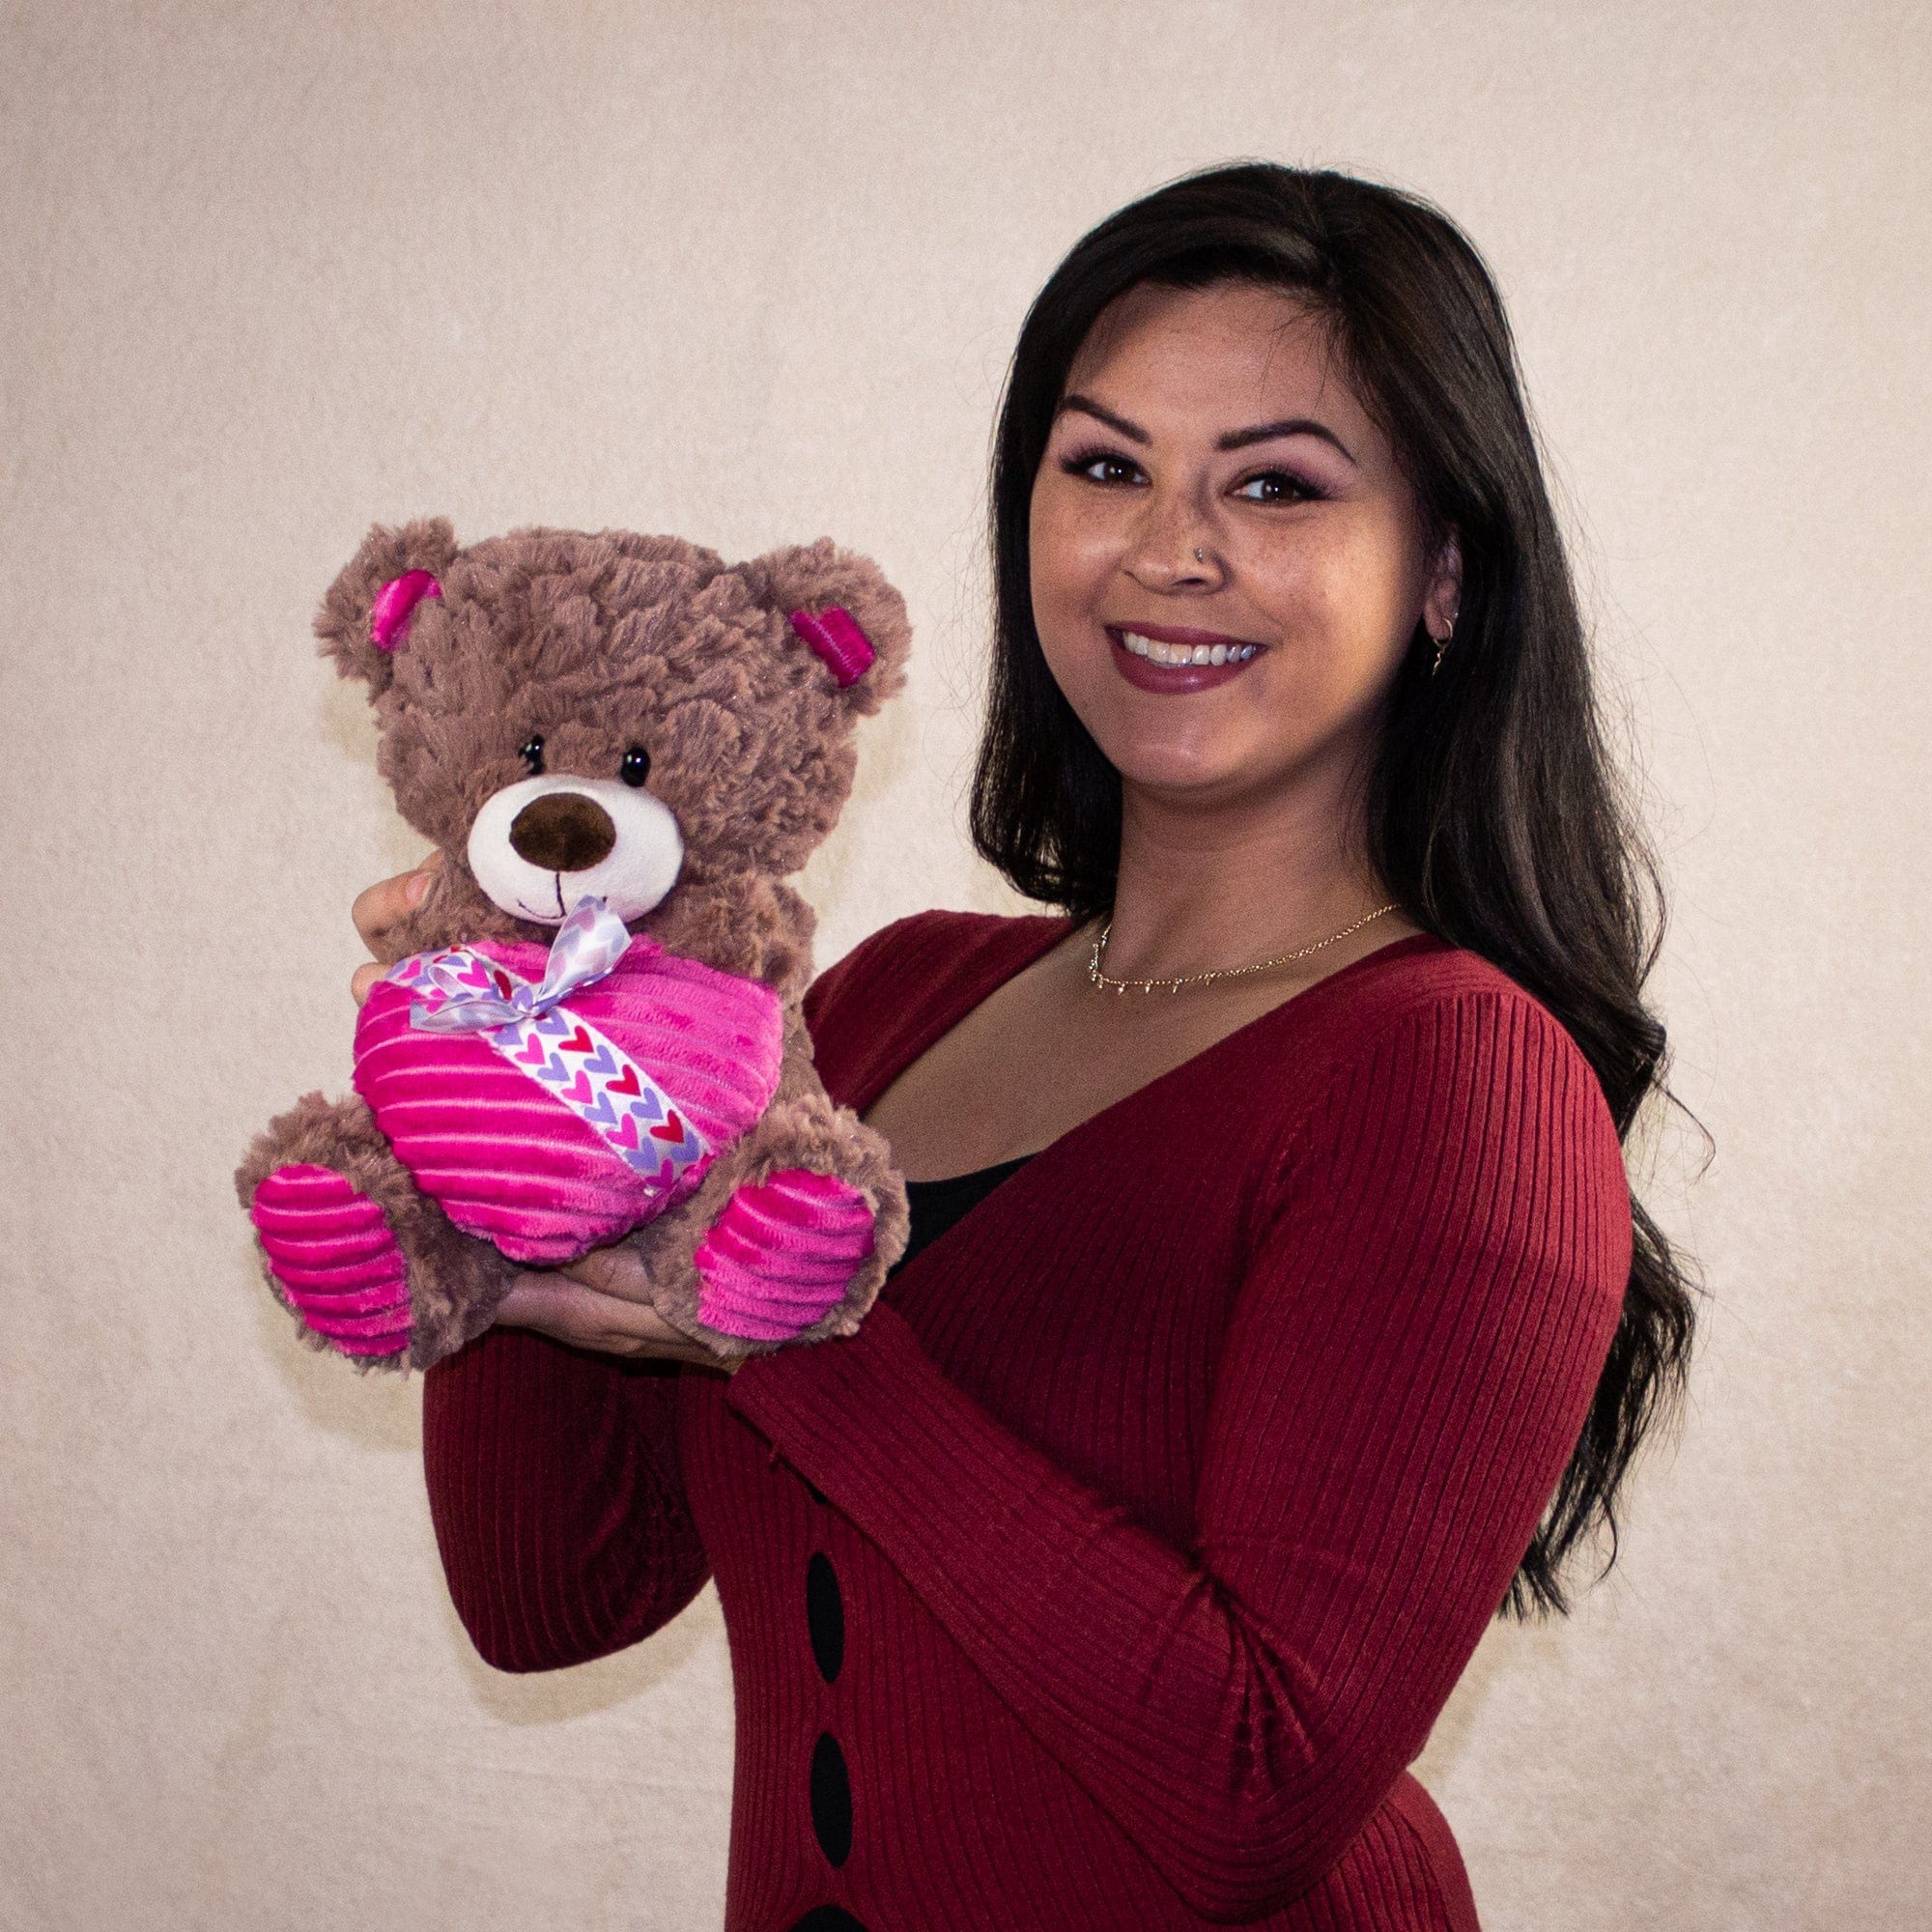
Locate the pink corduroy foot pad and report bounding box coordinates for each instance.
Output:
[249,1163,413,1358]
[692,1168,876,1341]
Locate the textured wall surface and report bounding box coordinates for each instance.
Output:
[2,3,1926,1927]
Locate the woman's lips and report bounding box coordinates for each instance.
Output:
[1106,624,1266,694]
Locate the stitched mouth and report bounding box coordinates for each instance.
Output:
[515,873,567,920]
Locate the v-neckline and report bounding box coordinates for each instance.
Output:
[859,915,1447,1187]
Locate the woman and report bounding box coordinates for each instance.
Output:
[355,165,1694,1930]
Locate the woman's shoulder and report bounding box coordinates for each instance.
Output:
[1278,931,1584,1057]
[1260,933,1627,1183]
[1253,933,1634,1304]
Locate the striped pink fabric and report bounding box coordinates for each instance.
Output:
[693,1168,877,1339]
[354,936,784,1264]
[247,1163,412,1357]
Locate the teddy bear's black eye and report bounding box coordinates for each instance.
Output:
[519,735,545,776]
[620,745,651,788]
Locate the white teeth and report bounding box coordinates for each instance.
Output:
[1118,631,1262,667]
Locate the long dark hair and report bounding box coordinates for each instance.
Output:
[971,162,1696,1618]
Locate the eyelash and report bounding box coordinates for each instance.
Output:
[1063,447,1144,487]
[1059,445,1324,504]
[1233,469,1322,505]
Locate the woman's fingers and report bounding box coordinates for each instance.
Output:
[352,849,441,950]
[350,850,441,1005]
[496,1270,733,1369]
[556,1239,658,1304]
[495,1243,741,1368]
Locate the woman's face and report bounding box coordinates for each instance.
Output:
[1028,280,1459,815]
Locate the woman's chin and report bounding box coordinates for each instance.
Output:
[1105,744,1280,804]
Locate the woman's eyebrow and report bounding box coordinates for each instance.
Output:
[1056,395,1355,465]
[1217,417,1356,463]
[1056,394,1149,443]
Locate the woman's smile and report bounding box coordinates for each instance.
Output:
[1106,622,1265,693]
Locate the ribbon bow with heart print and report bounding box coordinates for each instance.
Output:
[405,895,633,1033]
[385,897,711,1187]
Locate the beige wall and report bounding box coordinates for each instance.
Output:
[3,3,1926,1926]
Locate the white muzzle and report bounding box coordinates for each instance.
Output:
[467,774,684,926]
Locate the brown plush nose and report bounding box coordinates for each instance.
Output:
[509,792,617,872]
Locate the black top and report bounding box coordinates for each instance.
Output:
[886,1152,1037,1279]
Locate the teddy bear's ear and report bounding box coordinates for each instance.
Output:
[314,518,462,697]
[736,539,912,718]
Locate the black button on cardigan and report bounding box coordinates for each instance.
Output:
[805,1551,844,1683]
[809,1729,853,1866]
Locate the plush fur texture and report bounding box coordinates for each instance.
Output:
[238,521,912,1374]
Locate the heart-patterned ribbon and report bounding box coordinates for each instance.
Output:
[385,898,712,1192]
[406,895,633,1033]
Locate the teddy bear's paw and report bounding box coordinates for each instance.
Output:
[248,1164,414,1360]
[690,1168,876,1342]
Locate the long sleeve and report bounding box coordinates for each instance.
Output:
[422,1328,712,1672]
[725,989,1630,1918]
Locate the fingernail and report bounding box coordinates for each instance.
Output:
[407,870,430,903]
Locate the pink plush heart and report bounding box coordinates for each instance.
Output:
[353,935,784,1264]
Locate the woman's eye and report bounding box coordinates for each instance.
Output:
[1234,469,1318,505]
[619,745,651,788]
[519,735,545,775]
[1065,450,1145,487]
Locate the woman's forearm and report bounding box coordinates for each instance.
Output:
[423,1327,712,1671]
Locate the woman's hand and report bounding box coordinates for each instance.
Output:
[350,850,441,1006]
[497,1245,742,1372]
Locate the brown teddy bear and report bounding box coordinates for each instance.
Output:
[237,520,911,1373]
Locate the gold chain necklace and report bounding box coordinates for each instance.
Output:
[1087,902,1400,996]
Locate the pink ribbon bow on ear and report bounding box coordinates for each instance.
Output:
[406,896,634,1034]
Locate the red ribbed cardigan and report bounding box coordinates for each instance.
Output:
[423,913,1632,1930]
